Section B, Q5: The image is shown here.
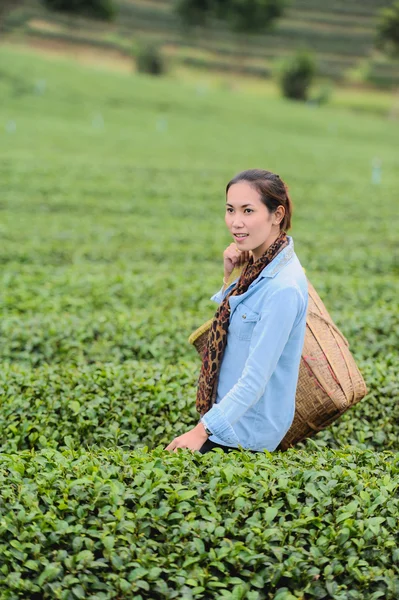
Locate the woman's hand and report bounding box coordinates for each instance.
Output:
[165,422,208,452]
[223,244,252,281]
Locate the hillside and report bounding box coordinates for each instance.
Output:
[4,0,399,88]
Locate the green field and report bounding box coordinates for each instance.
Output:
[0,47,398,598]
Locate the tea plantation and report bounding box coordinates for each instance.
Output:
[0,47,398,599]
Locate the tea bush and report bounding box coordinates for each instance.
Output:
[0,447,398,599]
[0,47,398,597]
[0,356,398,455]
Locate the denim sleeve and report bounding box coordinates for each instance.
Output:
[201,286,303,443]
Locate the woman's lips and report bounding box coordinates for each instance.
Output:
[234,234,249,243]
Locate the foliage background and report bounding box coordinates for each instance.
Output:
[0,41,398,598]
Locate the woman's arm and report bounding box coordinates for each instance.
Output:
[165,422,209,452]
[211,246,251,304]
[201,286,304,445]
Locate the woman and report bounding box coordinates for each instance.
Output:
[166,169,308,454]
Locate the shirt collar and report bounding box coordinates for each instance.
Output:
[259,236,294,279]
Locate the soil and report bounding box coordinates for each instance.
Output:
[4,34,134,74]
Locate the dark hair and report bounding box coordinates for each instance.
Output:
[226,169,293,232]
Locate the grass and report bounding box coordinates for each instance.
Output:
[3,42,397,118]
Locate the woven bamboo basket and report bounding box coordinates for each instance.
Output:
[188,266,368,450]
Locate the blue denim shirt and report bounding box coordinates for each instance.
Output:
[201,237,308,452]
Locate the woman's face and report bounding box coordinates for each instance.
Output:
[225,181,284,260]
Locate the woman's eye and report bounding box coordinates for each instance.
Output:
[226,208,253,213]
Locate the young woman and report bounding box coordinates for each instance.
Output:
[166,169,308,454]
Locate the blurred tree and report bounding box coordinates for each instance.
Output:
[134,42,165,76]
[376,1,399,57]
[176,0,211,27]
[176,0,286,79]
[225,0,285,34]
[176,0,286,33]
[376,1,399,118]
[0,1,24,34]
[277,50,316,101]
[41,0,116,21]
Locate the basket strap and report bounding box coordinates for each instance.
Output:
[305,317,353,408]
[306,309,355,405]
[302,351,337,403]
[327,324,357,405]
[307,310,349,347]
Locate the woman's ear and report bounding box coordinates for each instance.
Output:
[274,205,285,226]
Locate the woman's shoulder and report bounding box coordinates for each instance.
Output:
[255,253,308,307]
[263,251,307,288]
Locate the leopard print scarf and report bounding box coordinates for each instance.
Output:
[196,231,289,416]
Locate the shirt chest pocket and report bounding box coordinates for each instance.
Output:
[229,302,260,341]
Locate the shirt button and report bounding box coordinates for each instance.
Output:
[242,314,246,319]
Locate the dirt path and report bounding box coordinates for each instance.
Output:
[4,34,134,74]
